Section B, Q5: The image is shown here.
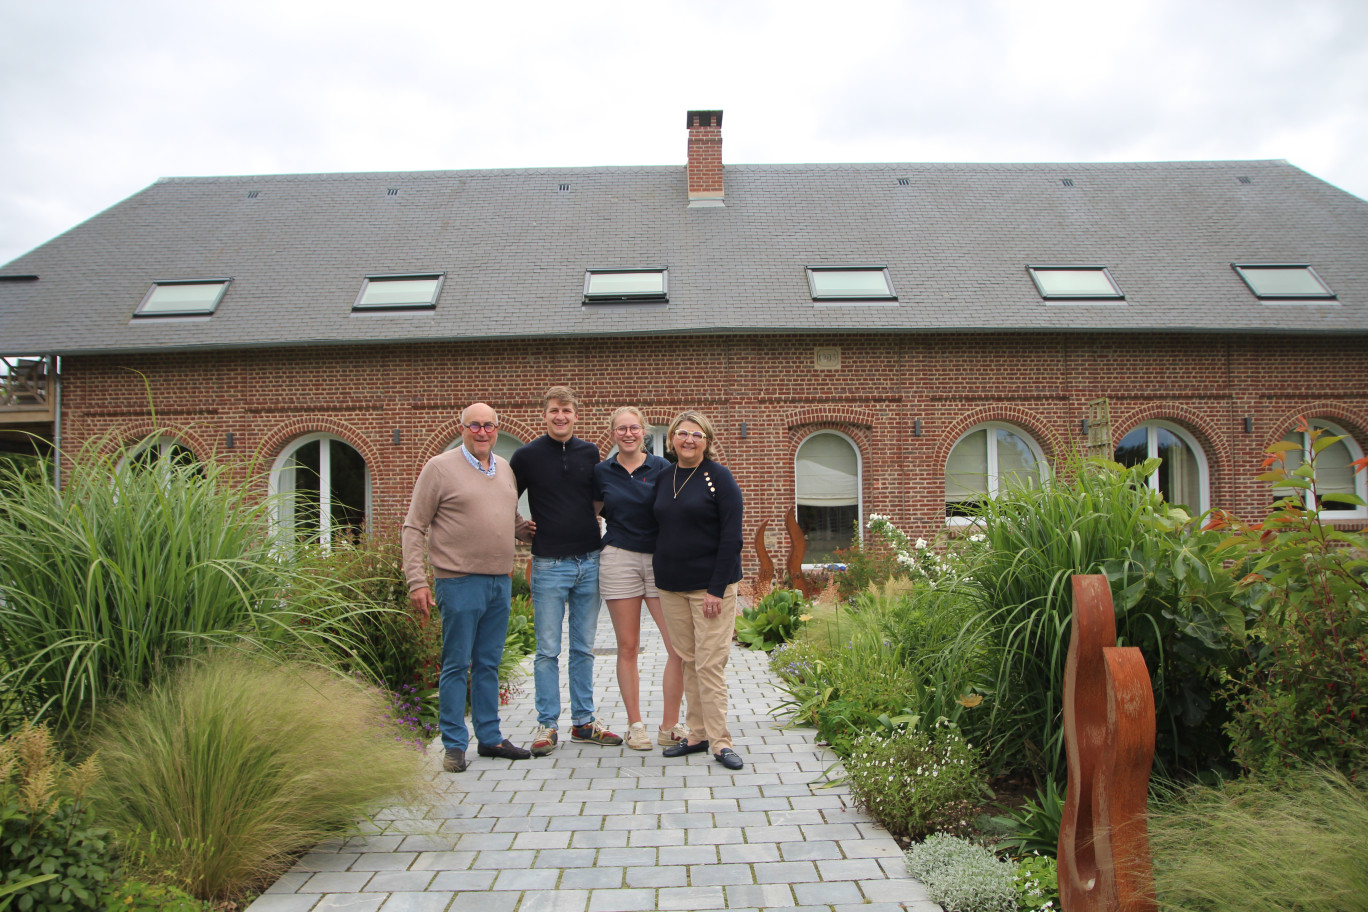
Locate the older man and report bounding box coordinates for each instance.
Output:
[402,402,532,773]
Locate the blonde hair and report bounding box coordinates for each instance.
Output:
[610,406,644,431]
[543,386,578,410]
[665,410,717,460]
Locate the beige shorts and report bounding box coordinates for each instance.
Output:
[598,544,659,600]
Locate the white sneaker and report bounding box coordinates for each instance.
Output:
[658,722,689,747]
[626,722,652,751]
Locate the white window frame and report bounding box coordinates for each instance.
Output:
[269,433,372,548]
[944,422,1048,525]
[1277,420,1367,521]
[794,430,863,567]
[1115,421,1210,513]
[117,435,197,473]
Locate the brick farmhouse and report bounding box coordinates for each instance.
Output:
[3,110,1367,570]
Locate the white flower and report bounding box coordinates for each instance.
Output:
[914,538,928,549]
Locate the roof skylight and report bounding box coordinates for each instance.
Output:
[1027,266,1124,300]
[135,280,231,317]
[584,269,668,303]
[353,274,443,310]
[806,267,896,301]
[1232,264,1336,300]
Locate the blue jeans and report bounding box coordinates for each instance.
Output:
[434,574,511,751]
[530,552,602,728]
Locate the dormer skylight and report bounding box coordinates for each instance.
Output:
[583,268,668,303]
[134,279,231,317]
[353,274,443,310]
[806,267,896,302]
[1232,264,1336,301]
[1027,266,1124,301]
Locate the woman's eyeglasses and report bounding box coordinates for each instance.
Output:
[673,430,706,441]
[614,424,644,435]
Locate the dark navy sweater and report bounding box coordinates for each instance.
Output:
[509,434,602,558]
[652,458,743,597]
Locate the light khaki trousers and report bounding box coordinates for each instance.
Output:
[658,584,737,752]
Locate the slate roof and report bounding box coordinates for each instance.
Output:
[2,158,1367,356]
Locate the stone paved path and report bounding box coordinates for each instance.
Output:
[247,607,940,912]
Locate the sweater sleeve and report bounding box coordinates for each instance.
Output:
[707,465,744,598]
[401,458,443,592]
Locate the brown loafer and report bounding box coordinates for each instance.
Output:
[477,739,531,761]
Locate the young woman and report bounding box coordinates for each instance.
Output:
[593,407,687,751]
[652,410,745,770]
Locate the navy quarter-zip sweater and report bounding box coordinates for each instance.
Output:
[509,434,602,558]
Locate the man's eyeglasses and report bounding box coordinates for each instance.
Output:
[464,422,498,433]
[614,424,644,435]
[673,430,706,441]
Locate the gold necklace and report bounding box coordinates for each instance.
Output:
[673,463,701,498]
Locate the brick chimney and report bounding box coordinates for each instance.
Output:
[686,110,724,207]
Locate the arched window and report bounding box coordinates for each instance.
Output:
[271,434,370,547]
[447,431,530,518]
[1113,421,1208,512]
[1276,420,1367,520]
[795,431,861,563]
[945,423,1046,520]
[121,436,198,473]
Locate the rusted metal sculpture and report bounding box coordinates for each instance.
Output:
[1059,574,1158,912]
[753,518,773,600]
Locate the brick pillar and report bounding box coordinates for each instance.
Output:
[686,109,724,205]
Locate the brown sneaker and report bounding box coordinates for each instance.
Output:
[570,719,623,746]
[530,725,558,756]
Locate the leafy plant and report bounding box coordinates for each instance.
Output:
[989,778,1065,857]
[1214,420,1368,779]
[735,588,812,651]
[842,720,985,842]
[101,880,207,912]
[1148,767,1368,912]
[0,434,387,739]
[0,723,116,912]
[1011,852,1059,912]
[90,650,429,904]
[969,456,1243,782]
[905,833,1018,912]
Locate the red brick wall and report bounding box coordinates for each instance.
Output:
[58,331,1368,565]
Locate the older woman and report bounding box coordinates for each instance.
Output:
[593,407,687,751]
[653,410,745,770]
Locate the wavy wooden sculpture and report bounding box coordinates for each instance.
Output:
[754,518,773,600]
[1059,574,1157,912]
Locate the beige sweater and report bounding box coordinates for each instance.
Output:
[401,447,519,590]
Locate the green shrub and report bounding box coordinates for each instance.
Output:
[904,833,1017,912]
[90,651,429,904]
[1148,768,1368,912]
[989,778,1065,857]
[843,720,985,842]
[0,435,385,739]
[1215,422,1368,779]
[0,724,116,912]
[970,456,1242,782]
[101,880,207,912]
[1011,852,1059,912]
[735,589,812,651]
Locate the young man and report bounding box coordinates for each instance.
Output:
[402,403,533,773]
[509,386,622,754]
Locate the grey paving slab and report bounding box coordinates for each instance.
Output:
[245,606,941,912]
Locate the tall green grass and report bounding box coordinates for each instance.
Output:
[970,457,1242,780]
[0,437,379,738]
[1148,768,1368,912]
[91,650,430,903]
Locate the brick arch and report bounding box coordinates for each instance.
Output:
[1260,400,1368,452]
[933,405,1064,469]
[252,417,382,484]
[782,405,878,433]
[786,422,872,460]
[104,419,215,464]
[1111,403,1231,505]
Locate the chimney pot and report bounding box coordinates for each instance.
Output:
[686,109,724,207]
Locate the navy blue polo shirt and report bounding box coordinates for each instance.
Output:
[593,454,671,553]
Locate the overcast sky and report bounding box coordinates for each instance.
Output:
[2,0,1365,267]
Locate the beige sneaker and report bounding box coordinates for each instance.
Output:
[531,725,558,756]
[625,722,652,751]
[658,722,689,747]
